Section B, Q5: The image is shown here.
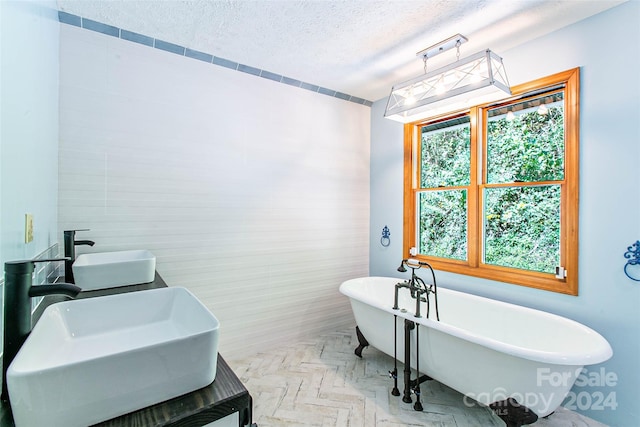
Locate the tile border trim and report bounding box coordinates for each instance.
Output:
[57,11,373,107]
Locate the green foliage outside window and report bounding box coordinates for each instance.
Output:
[419,118,470,260]
[419,190,467,260]
[419,94,565,273]
[487,97,565,184]
[484,185,560,273]
[485,98,564,273]
[420,118,470,188]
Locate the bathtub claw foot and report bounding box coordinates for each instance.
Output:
[489,397,538,427]
[354,326,369,358]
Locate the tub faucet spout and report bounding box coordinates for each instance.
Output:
[395,259,440,320]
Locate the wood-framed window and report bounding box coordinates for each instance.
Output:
[402,68,580,295]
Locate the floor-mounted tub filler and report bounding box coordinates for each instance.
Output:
[340,274,613,427]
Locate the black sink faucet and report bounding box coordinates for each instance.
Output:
[1,259,81,401]
[63,229,95,283]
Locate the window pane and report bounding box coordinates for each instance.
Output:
[487,92,564,183]
[420,116,470,188]
[418,190,467,261]
[483,185,560,273]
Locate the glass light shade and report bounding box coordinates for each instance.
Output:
[384,49,511,123]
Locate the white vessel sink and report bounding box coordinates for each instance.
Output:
[7,287,220,427]
[72,249,156,289]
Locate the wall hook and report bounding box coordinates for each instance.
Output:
[381,226,391,247]
[623,240,640,281]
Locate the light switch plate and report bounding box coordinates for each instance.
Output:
[25,213,34,243]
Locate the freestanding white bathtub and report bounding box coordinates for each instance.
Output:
[339,277,612,418]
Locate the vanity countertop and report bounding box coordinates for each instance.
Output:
[0,273,252,427]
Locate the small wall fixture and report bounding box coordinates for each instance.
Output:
[384,34,511,123]
[624,240,640,281]
[381,225,391,247]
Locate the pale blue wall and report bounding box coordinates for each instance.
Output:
[0,0,59,383]
[0,0,60,267]
[370,2,640,426]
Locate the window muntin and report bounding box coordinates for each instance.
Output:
[403,68,580,295]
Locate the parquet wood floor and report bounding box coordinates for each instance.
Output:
[228,328,607,427]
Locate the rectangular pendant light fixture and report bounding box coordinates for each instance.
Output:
[384,35,511,123]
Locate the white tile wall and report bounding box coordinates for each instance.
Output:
[58,25,370,358]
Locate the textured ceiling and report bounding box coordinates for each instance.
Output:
[56,0,624,102]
